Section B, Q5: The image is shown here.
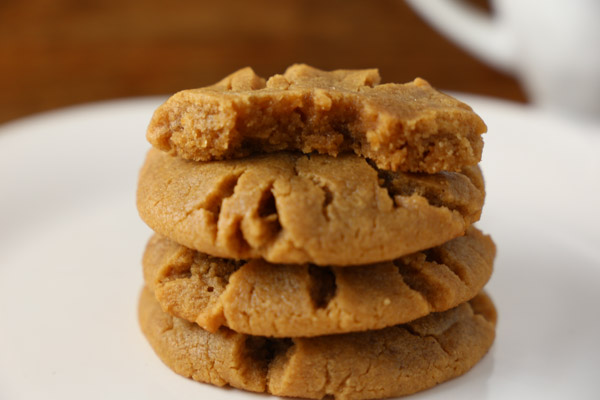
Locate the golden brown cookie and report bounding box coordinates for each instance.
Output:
[143,226,495,337]
[138,287,496,400]
[147,64,487,173]
[136,149,485,266]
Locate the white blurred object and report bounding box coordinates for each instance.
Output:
[405,0,600,120]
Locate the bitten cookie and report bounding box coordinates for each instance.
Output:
[138,287,496,400]
[147,64,487,173]
[137,149,485,266]
[143,226,495,337]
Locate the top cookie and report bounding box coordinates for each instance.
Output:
[147,64,486,173]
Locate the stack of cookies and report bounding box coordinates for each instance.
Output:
[136,64,497,400]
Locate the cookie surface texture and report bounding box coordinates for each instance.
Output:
[147,64,487,173]
[138,287,496,400]
[137,149,485,266]
[143,226,495,337]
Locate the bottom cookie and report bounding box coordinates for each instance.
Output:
[138,287,496,400]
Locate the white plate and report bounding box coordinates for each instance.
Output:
[1,96,599,399]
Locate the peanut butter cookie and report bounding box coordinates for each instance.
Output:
[147,64,486,173]
[137,149,485,265]
[143,226,495,337]
[138,287,496,400]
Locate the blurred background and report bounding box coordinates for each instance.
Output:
[0,0,527,125]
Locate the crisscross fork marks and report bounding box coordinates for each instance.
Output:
[202,172,242,221]
[307,265,337,309]
[256,183,282,237]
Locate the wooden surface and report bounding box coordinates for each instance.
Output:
[0,0,526,124]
